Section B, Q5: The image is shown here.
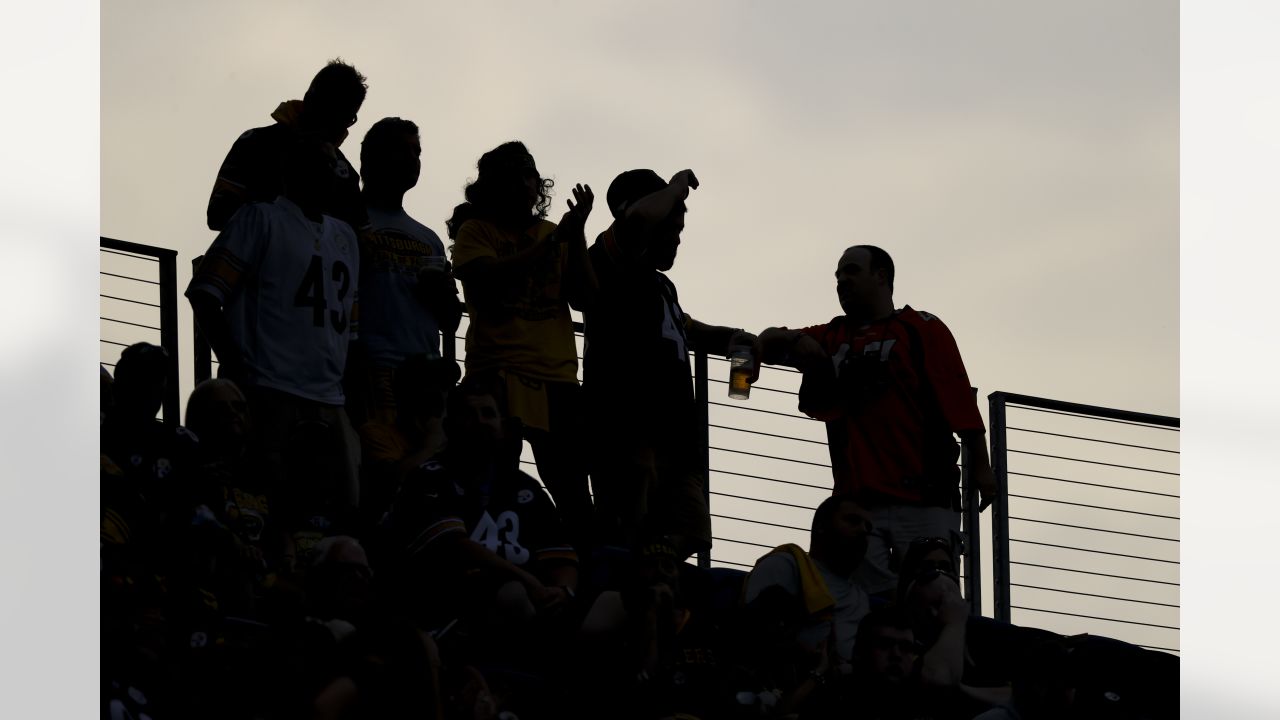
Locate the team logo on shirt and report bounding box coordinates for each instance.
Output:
[516,489,534,504]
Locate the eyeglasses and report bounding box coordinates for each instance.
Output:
[910,534,965,558]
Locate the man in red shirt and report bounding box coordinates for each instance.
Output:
[756,245,995,597]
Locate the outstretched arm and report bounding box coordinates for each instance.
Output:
[757,327,841,420]
[686,319,755,358]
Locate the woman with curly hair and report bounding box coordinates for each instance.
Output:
[446,141,597,551]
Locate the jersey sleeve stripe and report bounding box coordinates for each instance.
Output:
[406,518,467,556]
[187,247,248,301]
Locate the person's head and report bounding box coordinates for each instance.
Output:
[607,169,684,271]
[895,536,959,604]
[307,535,372,621]
[360,117,421,194]
[282,135,340,210]
[111,342,170,421]
[446,141,552,236]
[835,244,895,320]
[809,494,873,570]
[443,373,509,458]
[853,605,922,684]
[185,378,250,455]
[392,354,460,423]
[302,59,368,142]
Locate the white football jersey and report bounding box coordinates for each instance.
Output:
[189,197,359,404]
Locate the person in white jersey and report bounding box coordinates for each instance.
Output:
[187,136,362,532]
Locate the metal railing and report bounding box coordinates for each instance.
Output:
[438,316,982,591]
[100,238,181,425]
[989,392,1180,653]
[186,288,1180,650]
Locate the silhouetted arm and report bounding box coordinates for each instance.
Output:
[557,183,598,311]
[759,327,842,419]
[187,289,247,384]
[920,578,969,690]
[613,169,699,255]
[959,431,996,511]
[687,319,755,357]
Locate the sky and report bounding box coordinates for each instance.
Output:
[101,0,1179,419]
[9,0,1261,716]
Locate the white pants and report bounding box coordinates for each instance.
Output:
[853,503,961,597]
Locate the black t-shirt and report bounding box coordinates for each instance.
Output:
[100,417,201,523]
[208,120,368,233]
[584,227,697,445]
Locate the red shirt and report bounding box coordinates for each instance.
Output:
[798,306,984,505]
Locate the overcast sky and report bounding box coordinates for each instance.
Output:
[101,0,1178,419]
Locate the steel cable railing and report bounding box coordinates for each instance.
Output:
[989,392,1179,653]
[100,238,180,425]
[183,278,1179,651]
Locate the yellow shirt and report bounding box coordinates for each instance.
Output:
[451,218,579,384]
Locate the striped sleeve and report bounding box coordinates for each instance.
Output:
[187,203,270,304]
[405,516,467,557]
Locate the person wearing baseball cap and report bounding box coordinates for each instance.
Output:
[583,168,756,561]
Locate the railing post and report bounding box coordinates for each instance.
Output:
[695,348,710,570]
[191,256,212,385]
[989,392,1011,623]
[157,250,180,426]
[961,385,983,615]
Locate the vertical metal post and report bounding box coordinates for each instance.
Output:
[961,385,983,615]
[989,392,1011,623]
[695,348,711,570]
[157,250,180,426]
[191,257,212,385]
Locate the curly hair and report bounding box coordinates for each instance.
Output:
[446,141,554,239]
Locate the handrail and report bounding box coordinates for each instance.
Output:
[100,238,180,426]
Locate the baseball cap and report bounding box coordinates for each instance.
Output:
[606,169,666,218]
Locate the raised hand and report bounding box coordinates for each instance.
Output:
[564,183,594,224]
[669,169,699,193]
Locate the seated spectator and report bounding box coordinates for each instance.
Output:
[742,494,875,678]
[797,605,937,720]
[185,379,272,565]
[101,342,200,528]
[900,542,1060,717]
[577,539,732,720]
[383,373,579,642]
[306,535,375,628]
[732,495,879,719]
[188,134,363,534]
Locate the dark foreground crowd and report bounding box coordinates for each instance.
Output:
[101,59,1178,719]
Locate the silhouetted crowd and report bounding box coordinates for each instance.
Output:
[101,59,1177,719]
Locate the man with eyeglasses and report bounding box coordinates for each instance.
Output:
[206,59,371,236]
